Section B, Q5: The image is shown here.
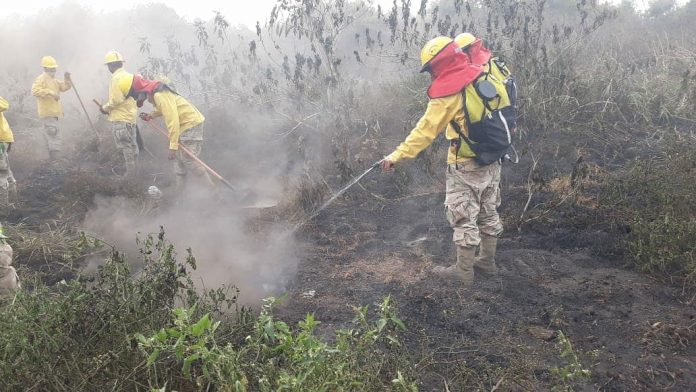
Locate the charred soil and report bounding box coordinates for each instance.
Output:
[279,186,696,391]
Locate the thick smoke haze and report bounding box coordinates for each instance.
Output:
[81,189,298,302]
[0,2,305,300]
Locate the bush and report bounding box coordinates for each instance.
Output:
[0,229,415,391]
[137,296,416,391]
[0,229,229,390]
[600,139,696,288]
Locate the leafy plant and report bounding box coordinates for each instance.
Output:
[550,330,592,390]
[137,295,416,391]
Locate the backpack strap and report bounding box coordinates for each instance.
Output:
[450,118,477,152]
[449,90,476,151]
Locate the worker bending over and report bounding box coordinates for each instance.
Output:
[131,75,214,190]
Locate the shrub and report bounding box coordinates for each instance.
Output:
[0,229,415,391]
[600,139,696,288]
[137,296,416,391]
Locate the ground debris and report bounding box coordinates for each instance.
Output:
[642,320,696,349]
[526,326,557,341]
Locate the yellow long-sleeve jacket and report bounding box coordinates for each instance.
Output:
[387,93,474,165]
[150,90,205,150]
[102,68,137,123]
[31,72,72,118]
[0,96,14,143]
[388,68,513,165]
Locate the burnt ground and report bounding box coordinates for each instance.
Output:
[278,189,696,391]
[4,142,695,391]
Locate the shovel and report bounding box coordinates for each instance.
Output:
[142,119,275,209]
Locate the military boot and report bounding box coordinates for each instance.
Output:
[433,245,475,285]
[475,234,499,276]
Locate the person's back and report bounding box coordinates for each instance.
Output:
[131,75,212,191]
[104,68,138,124]
[150,89,205,147]
[454,33,517,132]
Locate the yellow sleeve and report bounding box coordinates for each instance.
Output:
[31,77,53,98]
[153,93,181,150]
[386,96,460,163]
[0,96,8,113]
[102,77,125,113]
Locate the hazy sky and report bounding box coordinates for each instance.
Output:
[0,0,399,26]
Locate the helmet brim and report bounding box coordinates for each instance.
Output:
[420,41,454,73]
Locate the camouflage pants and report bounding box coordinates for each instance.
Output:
[174,125,213,189]
[111,122,139,176]
[42,117,63,158]
[0,143,16,206]
[444,160,503,247]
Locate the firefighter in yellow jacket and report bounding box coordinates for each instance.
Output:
[381,36,509,286]
[132,75,213,189]
[31,56,72,159]
[100,51,139,176]
[0,96,17,207]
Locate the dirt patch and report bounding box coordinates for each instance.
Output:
[278,190,696,390]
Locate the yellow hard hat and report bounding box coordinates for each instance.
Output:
[103,51,125,65]
[420,36,453,69]
[41,56,58,68]
[454,33,476,48]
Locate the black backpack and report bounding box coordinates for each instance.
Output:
[450,58,518,166]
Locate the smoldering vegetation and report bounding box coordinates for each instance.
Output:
[0,0,695,390]
[1,3,303,299]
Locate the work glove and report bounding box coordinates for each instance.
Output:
[51,93,60,101]
[99,105,108,115]
[139,113,152,121]
[168,149,176,160]
[64,72,71,82]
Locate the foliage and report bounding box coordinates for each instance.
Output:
[600,139,696,288]
[0,229,243,391]
[550,330,592,391]
[137,296,416,391]
[0,228,414,391]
